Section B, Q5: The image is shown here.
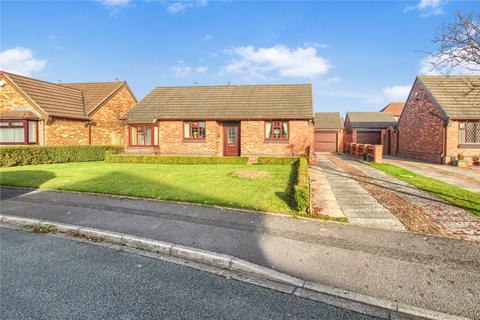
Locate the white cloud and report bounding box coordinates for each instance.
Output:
[196,66,209,73]
[201,34,213,42]
[419,53,480,75]
[223,45,332,79]
[405,0,446,17]
[0,47,46,76]
[365,85,411,105]
[98,0,130,8]
[303,42,329,49]
[170,60,191,77]
[166,0,207,14]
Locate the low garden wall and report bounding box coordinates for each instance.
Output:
[0,145,123,167]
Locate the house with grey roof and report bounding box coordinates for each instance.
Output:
[344,112,397,154]
[313,112,344,152]
[122,84,314,161]
[397,76,480,165]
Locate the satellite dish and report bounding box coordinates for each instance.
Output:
[0,80,6,87]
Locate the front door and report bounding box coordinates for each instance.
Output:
[223,122,240,156]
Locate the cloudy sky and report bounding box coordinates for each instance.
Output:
[1,0,478,114]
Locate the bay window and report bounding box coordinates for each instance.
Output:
[129,125,158,146]
[265,120,288,141]
[184,121,206,140]
[459,121,480,144]
[0,120,38,145]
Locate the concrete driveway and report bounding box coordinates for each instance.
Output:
[310,155,404,230]
[384,157,480,193]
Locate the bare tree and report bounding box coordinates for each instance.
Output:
[426,11,480,75]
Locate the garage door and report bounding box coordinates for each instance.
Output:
[357,131,381,144]
[314,130,337,152]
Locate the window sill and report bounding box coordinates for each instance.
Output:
[183,139,206,143]
[458,144,480,149]
[264,140,289,144]
[128,145,158,148]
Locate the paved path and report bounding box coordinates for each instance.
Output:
[1,187,479,318]
[384,157,480,193]
[311,155,404,230]
[346,157,480,242]
[1,228,374,320]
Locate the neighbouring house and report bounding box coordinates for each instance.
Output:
[397,76,480,165]
[380,102,405,120]
[0,71,136,146]
[313,112,344,153]
[122,84,314,162]
[344,112,397,155]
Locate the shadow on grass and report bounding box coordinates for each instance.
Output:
[0,171,56,200]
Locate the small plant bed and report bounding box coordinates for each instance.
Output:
[0,162,297,214]
[368,163,480,217]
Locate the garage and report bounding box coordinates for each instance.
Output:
[357,131,381,145]
[314,130,338,152]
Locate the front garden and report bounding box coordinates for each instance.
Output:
[0,146,310,215]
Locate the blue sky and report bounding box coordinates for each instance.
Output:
[1,0,478,114]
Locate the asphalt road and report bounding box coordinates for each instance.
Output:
[1,187,479,318]
[0,228,375,320]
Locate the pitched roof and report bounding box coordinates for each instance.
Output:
[61,81,126,114]
[2,71,87,119]
[380,102,405,117]
[314,112,344,129]
[418,76,480,119]
[346,112,397,128]
[1,71,130,120]
[124,84,313,122]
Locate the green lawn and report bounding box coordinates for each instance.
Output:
[0,162,295,214]
[368,163,480,217]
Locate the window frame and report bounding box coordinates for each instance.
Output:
[183,121,206,141]
[128,124,158,147]
[264,120,289,142]
[0,119,38,145]
[459,121,480,145]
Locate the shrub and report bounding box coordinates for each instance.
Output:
[0,145,122,167]
[257,156,299,165]
[290,157,310,213]
[105,154,249,165]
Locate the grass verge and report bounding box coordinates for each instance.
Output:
[368,163,480,217]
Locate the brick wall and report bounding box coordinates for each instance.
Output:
[90,85,136,145]
[397,81,446,163]
[45,118,89,146]
[240,120,313,161]
[337,129,344,153]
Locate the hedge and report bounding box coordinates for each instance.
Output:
[0,145,123,167]
[105,154,249,165]
[290,157,310,213]
[257,156,299,165]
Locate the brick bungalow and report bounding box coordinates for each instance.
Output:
[380,102,405,120]
[397,76,480,165]
[0,71,137,146]
[344,112,397,155]
[313,112,344,153]
[122,84,314,161]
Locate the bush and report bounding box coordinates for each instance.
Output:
[105,154,249,165]
[257,156,299,165]
[0,145,122,167]
[290,157,310,213]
